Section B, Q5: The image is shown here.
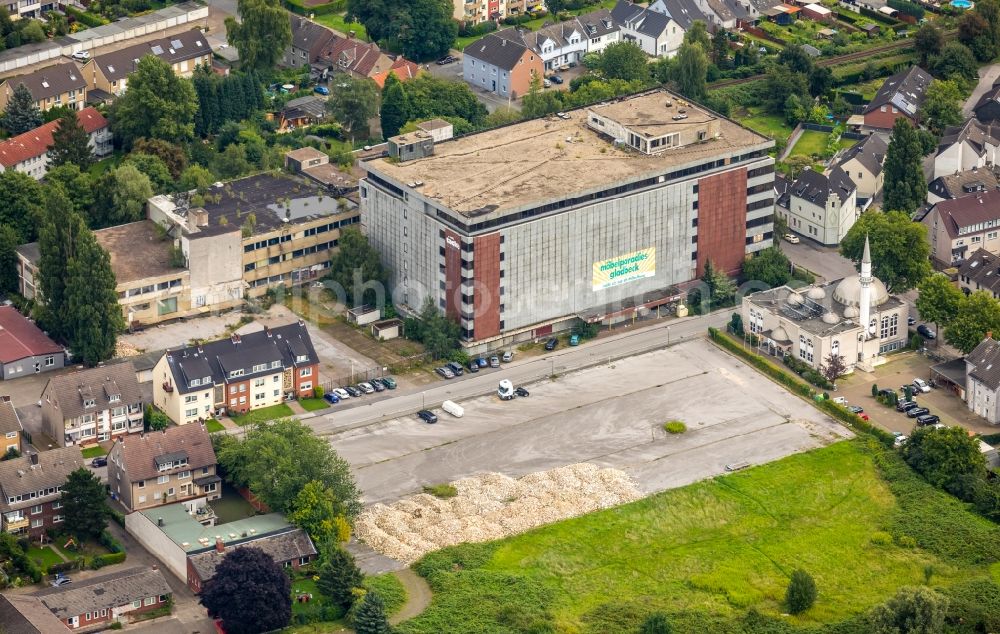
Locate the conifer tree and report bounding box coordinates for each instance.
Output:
[352,592,390,634]
[49,110,93,169]
[380,72,410,139]
[0,83,42,134]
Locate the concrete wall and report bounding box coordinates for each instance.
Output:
[967,375,1000,424]
[1,352,64,380]
[124,510,188,580]
[183,231,243,312]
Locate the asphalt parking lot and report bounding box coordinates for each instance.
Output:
[331,339,851,504]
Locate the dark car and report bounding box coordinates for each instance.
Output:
[878,388,896,399]
[436,55,456,65]
[467,360,480,373]
[550,74,564,84]
[370,380,386,392]
[847,405,864,414]
[906,407,931,418]
[896,400,919,412]
[917,324,936,339]
[545,338,558,351]
[477,357,489,368]
[417,409,438,424]
[515,387,530,397]
[916,414,940,426]
[90,456,107,468]
[446,361,465,376]
[323,392,340,404]
[908,316,916,326]
[344,385,362,397]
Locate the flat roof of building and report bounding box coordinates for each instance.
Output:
[94,220,181,285]
[364,90,770,217]
[139,502,293,554]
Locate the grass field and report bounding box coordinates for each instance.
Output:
[400,441,999,633]
[314,13,369,41]
[788,130,855,159]
[298,398,329,412]
[205,419,225,433]
[229,403,295,426]
[80,446,106,459]
[737,109,794,145]
[26,545,64,570]
[285,572,406,633]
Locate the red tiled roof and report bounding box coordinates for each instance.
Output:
[935,189,1000,239]
[0,306,63,364]
[372,58,421,88]
[0,107,107,168]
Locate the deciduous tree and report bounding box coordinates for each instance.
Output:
[673,42,708,100]
[683,21,711,52]
[395,0,457,62]
[597,41,649,83]
[49,110,92,169]
[883,118,928,215]
[133,138,187,180]
[741,246,791,288]
[200,547,292,634]
[839,211,931,293]
[225,0,291,71]
[919,79,964,136]
[820,354,847,385]
[929,41,979,86]
[37,187,87,340]
[380,72,410,139]
[61,468,111,540]
[288,480,348,544]
[902,425,986,489]
[945,290,1000,354]
[326,227,389,307]
[91,165,155,228]
[317,545,364,612]
[870,586,948,634]
[109,55,197,148]
[0,164,43,243]
[328,76,379,141]
[45,164,95,217]
[0,224,19,294]
[914,22,943,65]
[0,83,41,134]
[639,613,673,634]
[915,273,963,339]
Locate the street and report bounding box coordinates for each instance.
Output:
[964,62,1000,117]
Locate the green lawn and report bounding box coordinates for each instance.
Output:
[737,109,794,145]
[26,545,64,570]
[789,130,856,159]
[365,573,407,615]
[229,403,295,426]
[205,419,226,433]
[80,445,106,459]
[298,398,329,412]
[314,13,369,41]
[399,441,998,633]
[87,153,121,178]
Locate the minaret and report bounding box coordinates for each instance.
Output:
[859,234,873,340]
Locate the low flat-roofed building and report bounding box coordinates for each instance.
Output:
[361,89,774,351]
[33,566,172,631]
[148,173,361,298]
[0,593,72,634]
[0,305,65,380]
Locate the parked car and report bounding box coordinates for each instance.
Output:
[71,50,90,61]
[467,360,480,372]
[896,400,919,412]
[906,407,930,418]
[917,324,936,339]
[878,388,896,399]
[725,461,751,472]
[314,85,329,95]
[490,355,500,368]
[916,414,940,426]
[545,338,558,351]
[417,410,438,424]
[832,396,847,405]
[908,316,916,326]
[446,361,465,376]
[847,405,864,414]
[332,388,351,399]
[90,456,107,468]
[543,78,552,88]
[784,233,800,244]
[477,357,489,368]
[344,386,362,397]
[358,382,375,394]
[436,55,456,65]
[323,392,340,404]
[515,387,530,397]
[569,334,579,346]
[912,378,931,393]
[435,366,455,379]
[370,380,386,392]
[382,377,397,389]
[50,575,71,587]
[502,350,514,363]
[550,74,564,84]
[858,413,870,421]
[894,435,908,447]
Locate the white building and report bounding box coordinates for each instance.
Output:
[777,167,858,246]
[742,237,909,373]
[833,134,886,207]
[933,119,1000,180]
[612,0,687,58]
[965,336,1000,424]
[0,107,111,180]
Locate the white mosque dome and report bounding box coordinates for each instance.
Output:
[843,305,859,319]
[771,326,790,342]
[788,292,804,306]
[822,312,840,324]
[807,287,826,300]
[833,275,889,308]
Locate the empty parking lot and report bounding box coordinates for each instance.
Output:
[330,339,852,504]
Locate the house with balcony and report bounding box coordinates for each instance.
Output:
[40,364,145,448]
[0,107,111,180]
[107,423,220,516]
[153,321,320,424]
[0,396,24,456]
[612,0,693,58]
[923,189,1000,267]
[82,29,211,100]
[0,446,84,538]
[0,62,87,113]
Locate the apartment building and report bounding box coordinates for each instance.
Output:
[0,62,87,113]
[923,189,1000,266]
[40,364,145,448]
[462,32,544,98]
[107,423,220,515]
[0,397,23,456]
[0,447,84,539]
[82,29,211,99]
[863,66,932,131]
[776,167,857,246]
[833,133,886,206]
[147,172,361,299]
[958,248,1000,298]
[153,321,320,423]
[0,107,111,179]
[933,118,1000,180]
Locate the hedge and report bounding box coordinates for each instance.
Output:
[99,530,124,554]
[64,5,107,27]
[707,328,895,447]
[90,551,127,569]
[110,509,125,528]
[887,0,924,19]
[47,560,78,575]
[282,0,345,16]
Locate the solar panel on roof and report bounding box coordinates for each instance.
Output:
[171,39,183,49]
[151,45,164,55]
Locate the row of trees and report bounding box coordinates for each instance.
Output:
[193,67,267,137]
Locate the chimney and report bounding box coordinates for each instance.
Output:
[215,538,225,553]
[231,333,241,345]
[158,517,164,527]
[988,331,993,340]
[29,453,38,466]
[264,326,271,338]
[1,395,9,402]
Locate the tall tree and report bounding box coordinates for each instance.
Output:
[870,587,948,634]
[200,547,292,634]
[395,0,458,62]
[46,164,94,218]
[915,273,963,339]
[317,545,364,611]
[785,569,817,615]
[902,425,986,489]
[597,41,649,83]
[711,28,730,65]
[839,211,931,293]
[48,110,92,168]
[133,138,187,180]
[352,591,391,634]
[683,21,711,52]
[36,187,87,340]
[109,55,198,148]
[0,170,43,242]
[882,118,927,215]
[521,74,563,118]
[0,224,19,294]
[225,0,291,71]
[673,42,708,100]
[919,79,965,136]
[741,246,791,288]
[345,0,394,42]
[61,468,111,540]
[327,227,389,306]
[288,480,347,544]
[929,42,979,86]
[914,22,943,65]
[945,290,1000,354]
[702,260,736,305]
[122,153,175,193]
[958,8,999,62]
[63,234,123,366]
[328,76,379,142]
[0,83,41,134]
[91,165,154,228]
[777,45,815,75]
[379,72,410,139]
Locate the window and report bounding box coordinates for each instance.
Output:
[137,480,145,489]
[254,378,265,387]
[229,385,237,394]
[138,495,146,504]
[185,408,198,417]
[31,518,43,528]
[300,382,312,391]
[178,470,190,479]
[880,313,898,339]
[31,504,42,514]
[157,475,169,484]
[229,369,244,378]
[44,356,54,367]
[185,395,197,403]
[299,367,312,377]
[133,601,141,609]
[52,500,62,509]
[53,515,63,523]
[204,482,218,493]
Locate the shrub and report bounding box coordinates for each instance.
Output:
[896,535,917,548]
[46,560,78,575]
[785,569,817,615]
[422,484,458,499]
[313,385,325,399]
[99,530,124,554]
[90,552,127,569]
[663,421,687,434]
[870,531,893,546]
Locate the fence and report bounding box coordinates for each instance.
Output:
[320,352,434,390]
[801,122,867,140]
[741,25,786,47]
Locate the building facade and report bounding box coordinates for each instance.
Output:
[0,62,87,113]
[863,66,932,131]
[82,29,211,98]
[0,107,111,179]
[777,167,857,246]
[612,0,683,57]
[107,423,220,514]
[965,336,1000,424]
[360,90,774,351]
[153,321,320,423]
[33,567,172,631]
[933,119,1000,180]
[283,16,336,68]
[834,133,886,205]
[0,306,64,381]
[41,364,145,448]
[923,190,1000,267]
[462,32,544,98]
[0,447,84,538]
[0,397,23,456]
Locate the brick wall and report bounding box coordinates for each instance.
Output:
[697,167,748,276]
[473,233,502,339]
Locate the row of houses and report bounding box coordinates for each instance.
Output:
[0,107,112,179]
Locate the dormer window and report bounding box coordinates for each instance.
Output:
[252,363,267,373]
[229,369,244,378]
[295,354,308,363]
[190,378,201,387]
[109,394,121,403]
[271,360,281,369]
[84,399,96,408]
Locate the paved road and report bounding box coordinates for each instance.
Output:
[780,239,857,283]
[964,62,1000,117]
[309,309,730,436]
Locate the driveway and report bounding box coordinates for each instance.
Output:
[781,239,857,283]
[964,62,1000,117]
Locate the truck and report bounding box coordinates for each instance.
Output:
[442,400,464,418]
[498,380,514,400]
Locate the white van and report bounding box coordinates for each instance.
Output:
[442,400,464,418]
[498,380,514,400]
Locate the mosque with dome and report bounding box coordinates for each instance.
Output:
[740,237,909,373]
